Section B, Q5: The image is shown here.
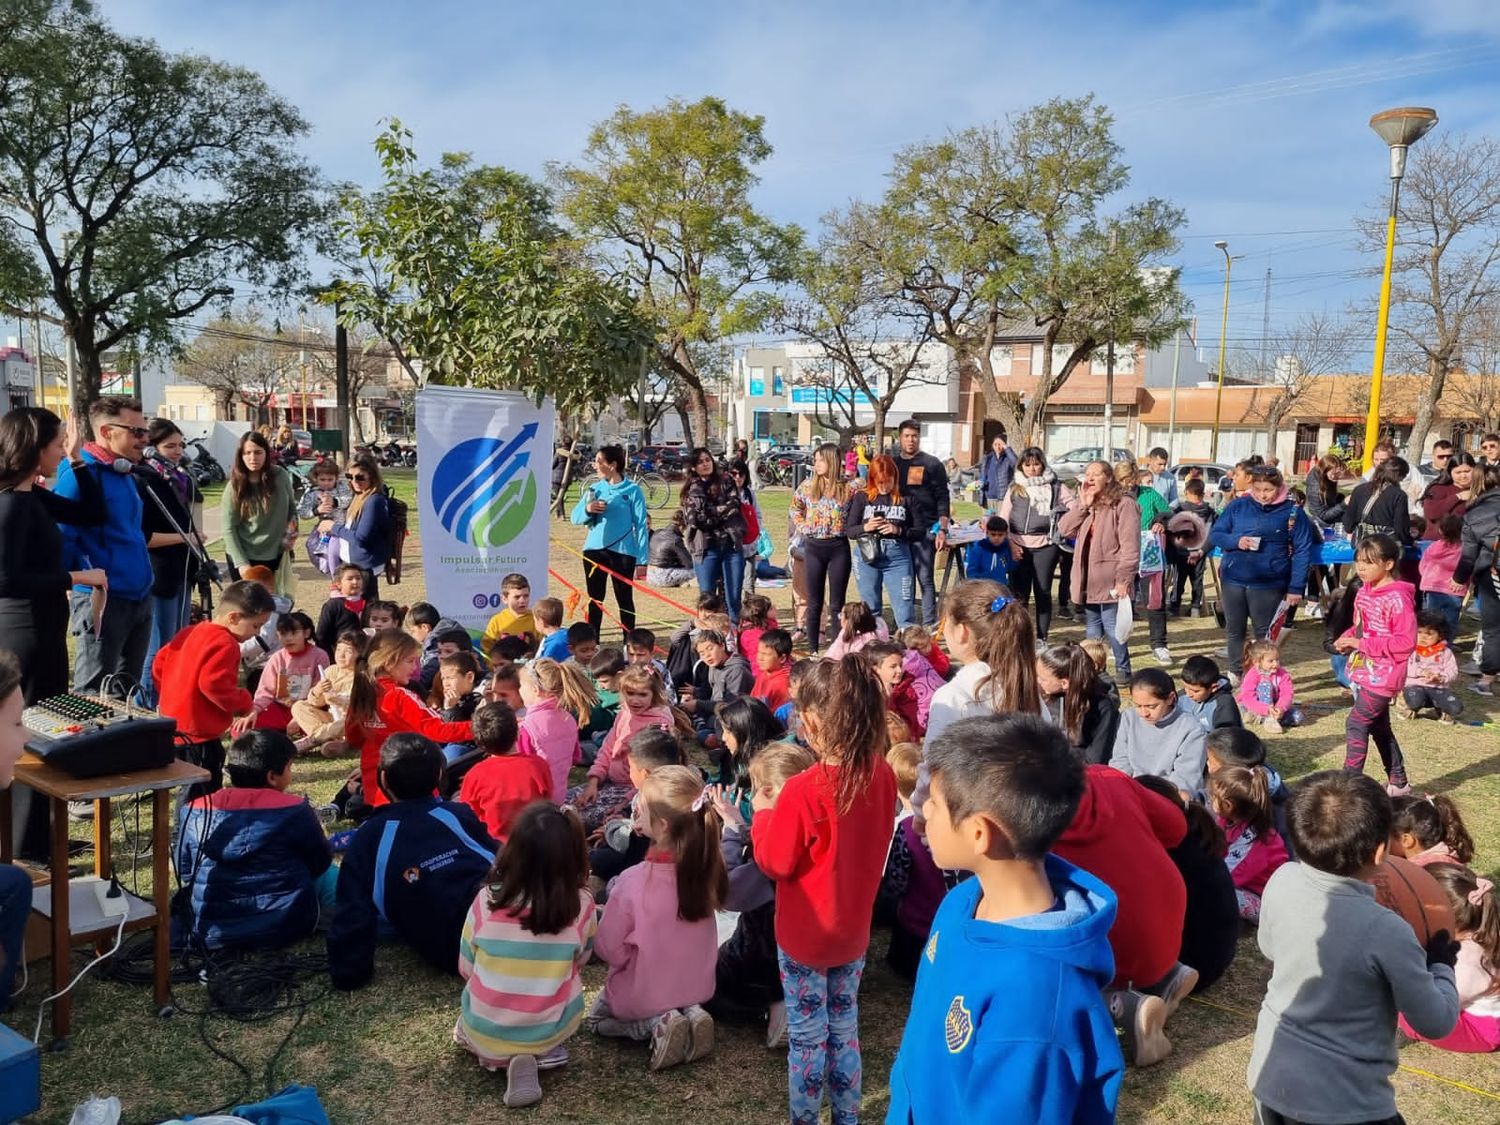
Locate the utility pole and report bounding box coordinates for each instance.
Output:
[637,345,650,447]
[335,307,350,463]
[1260,268,1272,378]
[31,307,44,411]
[1166,329,1182,461]
[1102,229,1117,457]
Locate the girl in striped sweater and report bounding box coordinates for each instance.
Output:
[455,802,597,1108]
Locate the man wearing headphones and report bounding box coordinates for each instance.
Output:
[53,397,156,696]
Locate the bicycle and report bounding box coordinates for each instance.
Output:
[576,468,672,510]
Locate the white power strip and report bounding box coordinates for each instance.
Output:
[75,875,129,919]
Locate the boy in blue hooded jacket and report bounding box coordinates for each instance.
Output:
[887,713,1123,1124]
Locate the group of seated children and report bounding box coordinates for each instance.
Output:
[147,560,1498,1122]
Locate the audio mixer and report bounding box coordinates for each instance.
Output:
[22,694,176,777]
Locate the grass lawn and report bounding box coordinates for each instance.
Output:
[8,471,1500,1123]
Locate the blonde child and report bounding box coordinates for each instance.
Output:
[518,658,598,804]
[456,803,597,1105]
[823,601,888,659]
[1332,534,1418,796]
[292,629,363,755]
[590,765,727,1070]
[1236,639,1301,733]
[571,664,673,831]
[481,573,537,659]
[253,612,328,732]
[751,657,899,1125]
[1389,793,1475,868]
[345,631,475,812]
[895,623,949,679]
[1207,765,1288,922]
[916,580,1043,809]
[1400,610,1464,723]
[1398,864,1500,1053]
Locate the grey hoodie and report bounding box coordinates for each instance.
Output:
[1108,705,1206,795]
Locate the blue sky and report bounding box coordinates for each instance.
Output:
[107,0,1500,363]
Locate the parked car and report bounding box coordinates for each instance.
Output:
[1169,462,1234,492]
[1050,446,1136,480]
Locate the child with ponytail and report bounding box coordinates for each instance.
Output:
[1036,641,1121,766]
[916,580,1044,810]
[589,765,728,1071]
[570,664,673,831]
[1398,864,1500,1053]
[346,631,475,811]
[1389,793,1476,868]
[518,658,598,804]
[1207,765,1288,922]
[455,803,597,1106]
[751,656,898,1125]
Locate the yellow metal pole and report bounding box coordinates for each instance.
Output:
[1210,251,1232,461]
[1363,198,1399,471]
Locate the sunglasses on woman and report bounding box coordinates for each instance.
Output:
[346,472,368,482]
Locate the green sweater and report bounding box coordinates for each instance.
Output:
[221,466,297,565]
[1134,485,1168,529]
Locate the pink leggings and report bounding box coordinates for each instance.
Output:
[1399,1010,1500,1053]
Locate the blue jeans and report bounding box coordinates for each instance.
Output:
[853,539,914,629]
[138,587,190,708]
[1083,601,1131,677]
[1330,652,1351,689]
[694,546,746,623]
[778,951,865,1125]
[1,861,33,1011]
[1424,591,1462,641]
[908,537,938,626]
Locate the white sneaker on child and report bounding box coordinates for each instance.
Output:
[684,1004,715,1062]
[503,1054,543,1108]
[649,1010,691,1071]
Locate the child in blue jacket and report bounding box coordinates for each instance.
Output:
[887,712,1123,1124]
[177,730,333,952]
[328,732,497,990]
[964,517,1017,586]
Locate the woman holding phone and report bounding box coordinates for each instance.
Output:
[571,444,648,634]
[1208,464,1318,679]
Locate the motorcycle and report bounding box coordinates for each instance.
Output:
[184,438,226,484]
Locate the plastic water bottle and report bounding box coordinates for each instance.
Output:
[67,1098,122,1125]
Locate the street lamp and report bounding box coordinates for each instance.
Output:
[1209,240,1233,462]
[1363,106,1438,469]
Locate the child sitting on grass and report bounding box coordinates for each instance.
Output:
[328,733,498,990]
[431,651,486,724]
[1400,609,1464,724]
[292,630,362,756]
[252,611,327,732]
[315,564,367,657]
[1237,639,1301,733]
[823,601,888,659]
[896,623,950,679]
[1400,864,1500,1054]
[517,658,597,803]
[534,597,570,661]
[1207,766,1289,922]
[572,665,674,832]
[878,740,945,982]
[1388,793,1475,869]
[459,703,550,842]
[455,803,597,1106]
[481,572,537,659]
[1248,770,1460,1124]
[588,728,688,895]
[1177,654,1242,734]
[1110,668,1207,800]
[751,628,794,712]
[1205,727,1292,857]
[589,765,727,1071]
[888,713,1123,1123]
[176,730,333,952]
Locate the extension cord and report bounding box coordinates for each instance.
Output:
[76,874,129,919]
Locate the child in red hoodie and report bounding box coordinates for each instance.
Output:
[154,580,276,808]
[752,655,897,1125]
[1051,764,1196,1069]
[751,629,793,712]
[459,701,550,842]
[345,631,474,813]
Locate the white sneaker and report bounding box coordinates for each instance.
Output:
[503,1054,542,1108]
[684,1004,715,1062]
[766,1000,788,1049]
[1304,603,1324,620]
[649,1010,691,1071]
[1262,716,1283,734]
[1153,646,1172,666]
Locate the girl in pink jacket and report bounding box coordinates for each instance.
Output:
[1209,765,1289,922]
[589,766,725,1071]
[518,658,598,803]
[1333,534,1418,795]
[1236,639,1302,733]
[569,664,674,831]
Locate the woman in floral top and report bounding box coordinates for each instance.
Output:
[679,448,748,624]
[790,443,852,652]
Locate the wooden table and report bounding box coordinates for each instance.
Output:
[0,754,209,1047]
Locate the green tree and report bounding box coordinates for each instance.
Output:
[878,95,1188,443]
[0,1,325,418]
[325,122,647,414]
[554,96,803,446]
[175,313,290,422]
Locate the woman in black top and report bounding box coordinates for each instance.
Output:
[138,418,203,708]
[846,453,914,628]
[1343,457,1412,545]
[0,408,107,704]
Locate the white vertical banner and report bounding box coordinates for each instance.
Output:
[416,386,554,629]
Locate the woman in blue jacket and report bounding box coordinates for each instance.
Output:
[1208,465,1318,678]
[319,455,391,598]
[571,444,649,634]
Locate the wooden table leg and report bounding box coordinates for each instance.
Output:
[93,797,111,879]
[48,795,72,1045]
[151,789,171,1014]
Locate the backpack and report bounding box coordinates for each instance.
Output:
[383,484,409,584]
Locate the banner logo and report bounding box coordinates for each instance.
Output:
[430,423,541,547]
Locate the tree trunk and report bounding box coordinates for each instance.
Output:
[871,400,887,450]
[684,384,709,448]
[1405,356,1446,464]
